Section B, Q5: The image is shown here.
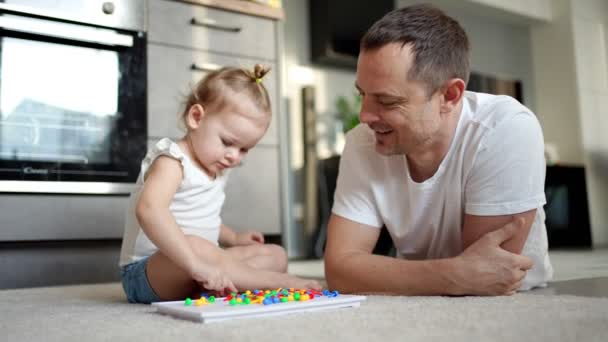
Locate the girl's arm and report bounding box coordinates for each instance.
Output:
[135,156,201,274]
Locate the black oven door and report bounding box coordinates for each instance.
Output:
[0,6,146,194]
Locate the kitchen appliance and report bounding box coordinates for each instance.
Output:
[0,0,146,194]
[309,0,394,70]
[544,165,592,248]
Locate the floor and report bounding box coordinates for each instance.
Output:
[531,248,608,298]
[288,248,608,298]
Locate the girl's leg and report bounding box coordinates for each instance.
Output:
[223,244,288,272]
[145,236,226,301]
[188,236,321,291]
[145,250,200,301]
[146,235,320,300]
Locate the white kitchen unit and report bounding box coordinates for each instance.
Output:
[147,0,285,235]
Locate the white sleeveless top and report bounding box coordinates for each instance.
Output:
[119,138,229,266]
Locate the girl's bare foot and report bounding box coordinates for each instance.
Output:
[284,275,322,291]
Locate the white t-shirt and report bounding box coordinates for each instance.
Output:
[119,138,229,267]
[332,91,553,290]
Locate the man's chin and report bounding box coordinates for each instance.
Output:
[375,143,399,156]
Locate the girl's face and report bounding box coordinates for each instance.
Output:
[183,94,270,178]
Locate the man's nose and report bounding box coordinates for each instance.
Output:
[359,103,379,124]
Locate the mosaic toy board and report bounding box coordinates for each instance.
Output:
[152,294,367,323]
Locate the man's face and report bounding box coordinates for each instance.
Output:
[356,43,443,156]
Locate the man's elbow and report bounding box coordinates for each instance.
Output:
[324,252,355,293]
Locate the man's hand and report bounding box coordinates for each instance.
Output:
[233,231,264,246]
[453,217,534,296]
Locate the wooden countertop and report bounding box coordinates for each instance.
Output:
[177,0,285,20]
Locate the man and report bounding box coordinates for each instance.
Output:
[324,4,552,296]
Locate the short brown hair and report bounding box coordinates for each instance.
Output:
[181,64,271,128]
[361,4,470,95]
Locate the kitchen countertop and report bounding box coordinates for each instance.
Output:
[176,0,284,20]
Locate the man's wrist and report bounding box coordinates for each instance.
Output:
[434,257,466,296]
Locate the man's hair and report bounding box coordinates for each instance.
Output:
[361,4,470,96]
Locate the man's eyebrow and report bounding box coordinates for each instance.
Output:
[355,83,406,100]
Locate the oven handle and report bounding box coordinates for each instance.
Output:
[0,2,115,31]
[0,15,133,47]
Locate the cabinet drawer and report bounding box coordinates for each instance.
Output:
[0,194,127,240]
[147,44,278,145]
[222,145,281,234]
[149,0,276,61]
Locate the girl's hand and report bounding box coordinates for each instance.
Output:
[234,231,264,246]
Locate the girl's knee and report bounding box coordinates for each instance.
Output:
[264,244,288,272]
[186,235,223,264]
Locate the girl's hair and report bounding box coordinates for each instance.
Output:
[180,64,272,129]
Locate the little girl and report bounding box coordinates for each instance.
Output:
[119,65,321,303]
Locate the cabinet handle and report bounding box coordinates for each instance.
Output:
[190,63,221,72]
[190,17,241,33]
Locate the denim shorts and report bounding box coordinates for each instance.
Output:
[121,257,161,304]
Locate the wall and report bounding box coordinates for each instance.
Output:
[397,0,536,110]
[531,0,608,247]
[571,0,608,246]
[468,0,552,22]
[531,0,584,164]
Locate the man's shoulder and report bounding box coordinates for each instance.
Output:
[463,91,537,132]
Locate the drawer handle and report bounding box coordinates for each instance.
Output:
[190,63,221,72]
[190,17,242,33]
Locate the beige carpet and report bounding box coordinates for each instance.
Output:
[1,283,607,342]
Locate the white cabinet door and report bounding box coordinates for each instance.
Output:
[221,146,281,234]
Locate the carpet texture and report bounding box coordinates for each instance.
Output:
[1,283,607,341]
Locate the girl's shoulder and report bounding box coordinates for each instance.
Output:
[147,138,223,184]
[141,138,188,175]
[149,138,186,161]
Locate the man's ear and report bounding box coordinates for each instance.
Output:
[440,78,465,114]
[186,104,206,129]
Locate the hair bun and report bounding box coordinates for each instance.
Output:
[254,64,271,80]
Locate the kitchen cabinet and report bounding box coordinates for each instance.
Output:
[147,0,284,235]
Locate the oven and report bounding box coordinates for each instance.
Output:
[0,0,146,194]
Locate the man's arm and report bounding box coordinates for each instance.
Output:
[324,214,533,296]
[462,209,536,253]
